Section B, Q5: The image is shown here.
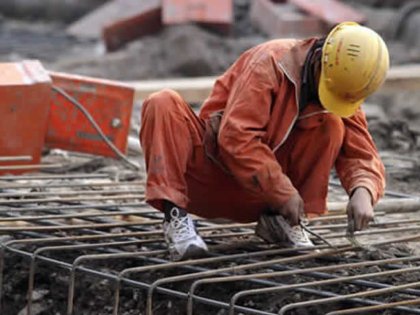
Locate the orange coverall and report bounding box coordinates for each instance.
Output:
[140,38,385,223]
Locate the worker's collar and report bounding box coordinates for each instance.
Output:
[277,38,318,103]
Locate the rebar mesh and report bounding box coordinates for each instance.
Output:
[0,172,419,315]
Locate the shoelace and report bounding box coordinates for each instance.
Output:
[289,225,308,241]
[169,208,195,241]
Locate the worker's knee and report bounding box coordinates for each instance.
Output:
[142,89,184,117]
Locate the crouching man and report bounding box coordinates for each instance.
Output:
[140,22,389,260]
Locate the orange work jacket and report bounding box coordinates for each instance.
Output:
[199,38,385,209]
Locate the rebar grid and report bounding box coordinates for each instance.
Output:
[0,172,418,315]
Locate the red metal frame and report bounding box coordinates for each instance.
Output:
[47,72,135,158]
[0,60,51,174]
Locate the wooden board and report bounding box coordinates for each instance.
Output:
[381,64,420,92]
[127,76,217,103]
[126,64,420,103]
[289,0,365,25]
[162,0,232,25]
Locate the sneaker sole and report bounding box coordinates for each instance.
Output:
[180,244,208,260]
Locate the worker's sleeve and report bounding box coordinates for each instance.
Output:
[217,57,297,209]
[335,109,385,204]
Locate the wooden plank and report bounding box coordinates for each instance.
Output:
[289,0,365,25]
[250,0,324,38]
[381,64,420,92]
[127,76,217,103]
[162,0,233,34]
[162,0,233,25]
[328,198,420,213]
[126,64,420,102]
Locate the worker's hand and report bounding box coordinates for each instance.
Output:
[278,193,304,226]
[347,187,374,231]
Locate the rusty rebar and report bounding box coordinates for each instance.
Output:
[0,156,32,162]
[0,202,148,214]
[0,193,145,206]
[146,233,420,315]
[326,298,420,315]
[279,281,420,315]
[0,180,144,190]
[0,173,110,181]
[185,254,420,314]
[0,188,144,198]
[228,264,420,315]
[0,173,419,315]
[0,164,63,171]
[0,210,154,223]
[113,244,329,315]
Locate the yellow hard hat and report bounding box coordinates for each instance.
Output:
[318,22,390,118]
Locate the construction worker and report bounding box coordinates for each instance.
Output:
[140,22,389,260]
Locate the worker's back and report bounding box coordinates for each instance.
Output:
[199,38,300,121]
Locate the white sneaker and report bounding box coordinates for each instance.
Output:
[163,207,208,261]
[255,214,314,248]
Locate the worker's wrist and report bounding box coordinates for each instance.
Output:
[268,189,298,210]
[351,186,373,205]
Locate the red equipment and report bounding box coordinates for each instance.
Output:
[47,72,135,158]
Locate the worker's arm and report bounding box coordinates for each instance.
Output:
[217,56,301,224]
[347,186,374,230]
[335,109,385,230]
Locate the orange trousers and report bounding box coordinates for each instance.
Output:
[140,89,345,223]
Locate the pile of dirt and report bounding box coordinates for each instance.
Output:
[0,0,266,80]
[49,0,420,80]
[50,0,265,80]
[0,19,84,63]
[364,89,420,195]
[369,119,420,152]
[53,24,265,80]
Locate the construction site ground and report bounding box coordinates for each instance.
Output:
[1,1,420,314]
